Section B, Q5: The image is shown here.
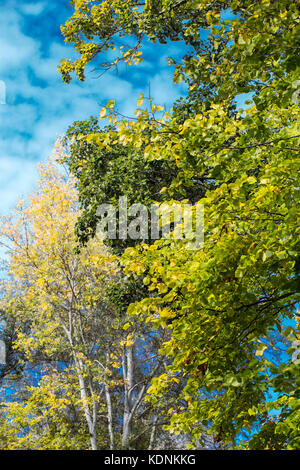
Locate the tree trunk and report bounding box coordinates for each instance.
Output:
[148,415,158,450]
[75,355,98,450]
[122,344,134,448]
[105,384,114,449]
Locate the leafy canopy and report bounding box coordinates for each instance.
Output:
[59,0,300,449]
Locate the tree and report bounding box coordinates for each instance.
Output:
[58,0,230,83]
[58,0,300,449]
[0,158,184,450]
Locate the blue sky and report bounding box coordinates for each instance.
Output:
[0,0,187,214]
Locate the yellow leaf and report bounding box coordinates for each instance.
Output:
[100,107,107,119]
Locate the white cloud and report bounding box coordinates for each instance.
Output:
[21,2,46,17]
[0,11,40,72]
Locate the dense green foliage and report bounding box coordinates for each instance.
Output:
[63,118,207,251]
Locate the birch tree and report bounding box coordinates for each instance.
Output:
[0,158,185,450]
